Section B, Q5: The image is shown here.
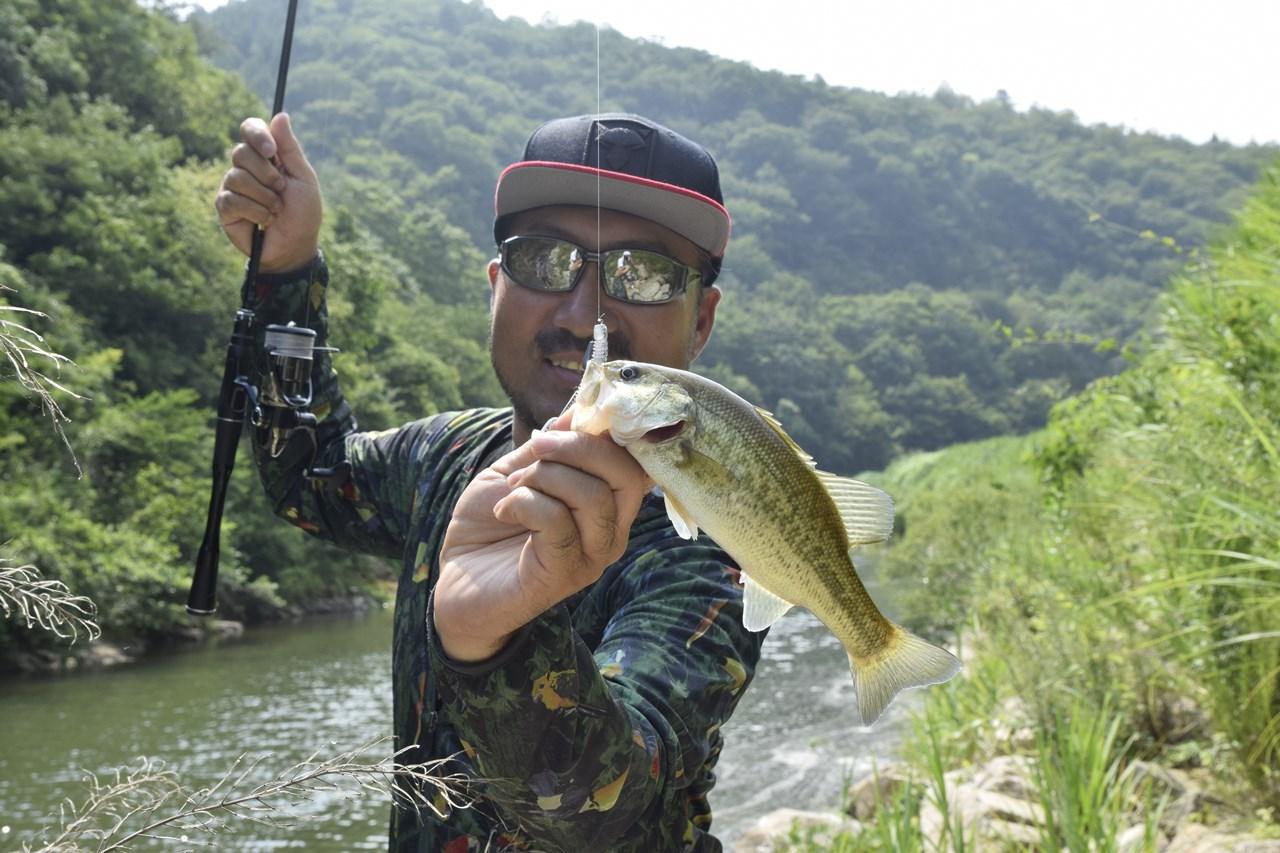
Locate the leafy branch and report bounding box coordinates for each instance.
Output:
[0,556,101,644]
[1074,200,1202,260]
[24,739,475,852]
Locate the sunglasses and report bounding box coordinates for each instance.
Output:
[499,235,703,305]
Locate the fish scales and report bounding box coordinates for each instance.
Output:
[569,360,960,724]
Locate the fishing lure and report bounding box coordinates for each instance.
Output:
[589,317,608,363]
[560,316,608,418]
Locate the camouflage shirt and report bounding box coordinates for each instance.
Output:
[243,257,766,852]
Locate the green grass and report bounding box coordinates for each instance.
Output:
[777,695,1168,853]
[774,163,1280,852]
[1032,698,1152,852]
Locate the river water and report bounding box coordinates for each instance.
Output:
[1,601,913,851]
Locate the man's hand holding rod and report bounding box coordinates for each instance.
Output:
[215,114,323,273]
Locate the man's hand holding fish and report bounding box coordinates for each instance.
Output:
[433,412,652,663]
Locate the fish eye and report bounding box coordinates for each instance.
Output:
[619,365,640,382]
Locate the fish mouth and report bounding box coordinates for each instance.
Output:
[641,420,687,444]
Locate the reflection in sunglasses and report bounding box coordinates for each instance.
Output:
[501,236,698,305]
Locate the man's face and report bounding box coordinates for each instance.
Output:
[488,204,721,440]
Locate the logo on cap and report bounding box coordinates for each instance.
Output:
[596,125,648,171]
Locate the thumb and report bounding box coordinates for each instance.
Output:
[269,112,318,184]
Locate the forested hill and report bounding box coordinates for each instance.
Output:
[200,0,1274,470]
[0,0,1275,654]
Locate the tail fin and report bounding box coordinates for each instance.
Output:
[849,624,961,726]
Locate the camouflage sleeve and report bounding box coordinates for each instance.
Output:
[243,255,429,560]
[427,526,763,851]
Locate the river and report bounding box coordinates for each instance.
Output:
[1,602,914,851]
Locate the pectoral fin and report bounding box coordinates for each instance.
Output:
[664,491,699,540]
[817,472,895,545]
[741,572,793,631]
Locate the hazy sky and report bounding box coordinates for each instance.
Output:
[194,0,1280,146]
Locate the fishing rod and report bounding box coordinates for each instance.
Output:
[187,0,303,615]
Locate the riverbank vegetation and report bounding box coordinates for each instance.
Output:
[776,161,1280,849]
[0,0,501,665]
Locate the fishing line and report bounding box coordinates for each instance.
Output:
[595,16,601,321]
[584,14,607,365]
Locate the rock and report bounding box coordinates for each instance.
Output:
[10,648,62,673]
[84,641,135,668]
[173,621,204,642]
[1152,693,1209,745]
[1234,842,1280,853]
[1165,823,1280,853]
[991,697,1036,751]
[969,754,1037,801]
[210,619,244,641]
[844,763,918,820]
[982,817,1040,845]
[308,595,366,614]
[733,808,861,853]
[919,784,1045,851]
[25,641,140,671]
[1118,823,1168,852]
[1129,761,1206,835]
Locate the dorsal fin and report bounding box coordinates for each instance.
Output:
[753,406,895,545]
[818,472,895,545]
[754,406,816,469]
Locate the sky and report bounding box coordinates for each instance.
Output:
[192,0,1280,147]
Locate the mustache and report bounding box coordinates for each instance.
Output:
[535,328,632,361]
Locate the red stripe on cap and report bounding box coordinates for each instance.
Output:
[495,160,732,250]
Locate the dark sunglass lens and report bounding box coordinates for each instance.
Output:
[506,238,576,291]
[604,250,681,303]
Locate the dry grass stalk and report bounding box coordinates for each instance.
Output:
[0,556,101,644]
[23,738,475,852]
[0,288,84,475]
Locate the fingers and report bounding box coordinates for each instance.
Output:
[487,428,649,582]
[232,137,287,195]
[218,118,289,227]
[217,167,280,227]
[499,459,623,565]
[493,485,590,574]
[528,429,652,496]
[216,114,324,270]
[215,118,282,245]
[239,116,277,160]
[488,437,543,478]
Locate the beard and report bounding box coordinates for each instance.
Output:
[491,325,633,435]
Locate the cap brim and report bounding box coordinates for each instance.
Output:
[495,161,731,257]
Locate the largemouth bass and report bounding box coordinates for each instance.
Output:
[569,360,960,725]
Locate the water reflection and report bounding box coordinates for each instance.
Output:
[0,610,396,851]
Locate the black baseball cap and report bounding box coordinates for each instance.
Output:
[493,113,732,263]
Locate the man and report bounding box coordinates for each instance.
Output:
[215,112,764,851]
